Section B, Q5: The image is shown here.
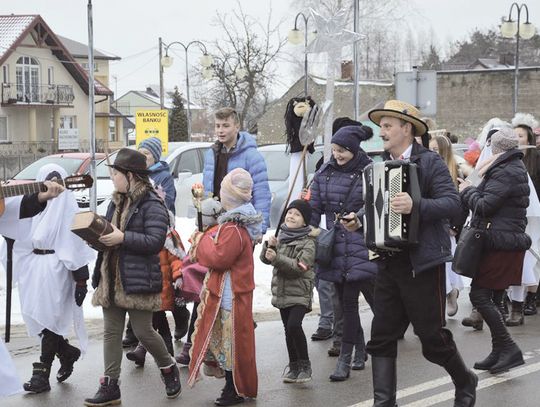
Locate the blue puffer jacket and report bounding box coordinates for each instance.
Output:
[148,161,176,214]
[202,131,271,233]
[382,142,462,274]
[92,189,168,295]
[309,152,378,283]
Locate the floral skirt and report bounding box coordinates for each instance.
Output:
[206,308,233,371]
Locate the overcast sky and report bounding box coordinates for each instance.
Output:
[3,0,539,99]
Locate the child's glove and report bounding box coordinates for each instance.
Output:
[74,282,88,307]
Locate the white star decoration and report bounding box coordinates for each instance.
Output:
[306,8,364,54]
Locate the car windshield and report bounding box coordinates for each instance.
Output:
[95,152,118,178]
[13,157,84,180]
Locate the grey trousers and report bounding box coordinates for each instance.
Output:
[103,305,173,379]
[315,279,343,336]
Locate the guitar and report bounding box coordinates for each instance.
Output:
[0,174,94,216]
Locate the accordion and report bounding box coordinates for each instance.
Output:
[362,160,420,252]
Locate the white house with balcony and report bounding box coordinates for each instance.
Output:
[0,14,122,153]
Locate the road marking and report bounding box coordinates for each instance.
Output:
[350,350,540,407]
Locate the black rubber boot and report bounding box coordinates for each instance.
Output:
[160,363,182,399]
[215,370,245,406]
[173,305,190,341]
[84,376,121,406]
[122,321,137,348]
[524,292,537,316]
[505,301,524,326]
[56,338,81,382]
[126,343,147,367]
[372,356,397,407]
[443,353,477,407]
[23,362,51,393]
[329,342,353,381]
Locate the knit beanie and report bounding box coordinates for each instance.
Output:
[491,128,519,154]
[138,137,162,164]
[220,168,253,210]
[201,197,224,227]
[332,117,362,135]
[331,125,374,155]
[287,199,312,225]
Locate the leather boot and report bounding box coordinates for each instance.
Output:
[175,342,192,365]
[56,337,81,382]
[505,301,524,326]
[329,342,353,381]
[492,290,509,320]
[489,342,524,374]
[372,356,397,407]
[84,376,121,406]
[126,343,147,367]
[443,353,477,407]
[23,362,51,393]
[173,305,190,341]
[328,338,341,357]
[473,338,501,370]
[446,288,459,317]
[461,308,483,330]
[524,292,538,316]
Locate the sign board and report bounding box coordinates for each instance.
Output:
[395,70,437,116]
[58,128,79,150]
[135,110,169,155]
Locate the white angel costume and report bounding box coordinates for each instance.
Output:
[12,164,95,353]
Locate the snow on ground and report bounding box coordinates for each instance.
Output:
[0,216,318,328]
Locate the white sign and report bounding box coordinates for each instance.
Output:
[58,128,80,150]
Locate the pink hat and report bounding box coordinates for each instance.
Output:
[220,168,253,210]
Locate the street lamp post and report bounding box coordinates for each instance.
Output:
[500,2,536,116]
[288,12,311,96]
[159,39,213,141]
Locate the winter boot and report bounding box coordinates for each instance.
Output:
[122,321,137,348]
[489,342,524,374]
[328,339,341,357]
[160,363,182,399]
[84,376,121,406]
[461,308,483,330]
[215,370,244,406]
[447,288,460,317]
[443,353,477,407]
[329,342,353,381]
[524,292,538,316]
[296,360,312,383]
[505,301,524,326]
[175,342,192,365]
[282,361,299,383]
[23,362,51,393]
[473,338,501,371]
[56,338,81,382]
[126,343,147,367]
[372,356,397,407]
[173,305,190,341]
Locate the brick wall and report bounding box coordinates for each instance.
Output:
[258,68,540,144]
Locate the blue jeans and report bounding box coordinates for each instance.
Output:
[316,277,342,333]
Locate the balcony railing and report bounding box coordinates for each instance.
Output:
[1,83,75,106]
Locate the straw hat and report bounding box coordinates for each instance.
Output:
[368,100,428,136]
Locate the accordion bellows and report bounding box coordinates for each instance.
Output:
[362,161,420,252]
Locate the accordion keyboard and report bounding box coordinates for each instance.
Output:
[388,167,403,238]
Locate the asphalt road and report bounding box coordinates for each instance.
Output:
[3,290,540,407]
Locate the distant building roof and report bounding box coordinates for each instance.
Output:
[0,14,112,96]
[56,35,120,61]
[469,58,514,70]
[116,88,203,110]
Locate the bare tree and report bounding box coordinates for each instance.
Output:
[199,1,286,132]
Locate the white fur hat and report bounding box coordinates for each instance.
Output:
[512,113,539,130]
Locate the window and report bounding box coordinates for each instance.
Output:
[47,67,54,85]
[81,62,98,72]
[16,57,40,102]
[0,117,7,142]
[60,115,77,129]
[175,149,200,176]
[2,65,8,84]
[109,119,116,142]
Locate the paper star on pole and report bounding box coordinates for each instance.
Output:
[306,8,364,54]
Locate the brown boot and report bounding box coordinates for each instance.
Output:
[461,308,483,330]
[505,301,524,326]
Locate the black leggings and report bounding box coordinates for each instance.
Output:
[280,305,309,362]
[334,279,374,346]
[186,302,199,343]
